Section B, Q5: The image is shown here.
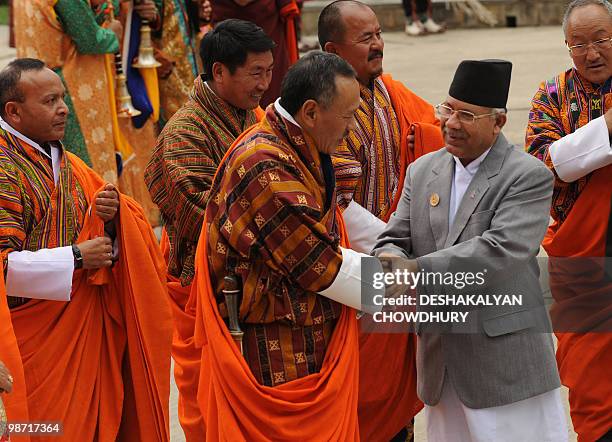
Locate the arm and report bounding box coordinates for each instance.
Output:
[342,200,386,254]
[372,163,414,258]
[54,0,119,54]
[526,80,612,182]
[145,126,216,245]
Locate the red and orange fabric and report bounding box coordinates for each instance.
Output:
[526,68,612,442]
[191,106,360,439]
[539,167,612,442]
[0,133,172,441]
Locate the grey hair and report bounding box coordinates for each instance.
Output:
[493,108,507,115]
[562,0,612,36]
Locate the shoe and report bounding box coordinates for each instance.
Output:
[423,18,444,33]
[405,21,425,36]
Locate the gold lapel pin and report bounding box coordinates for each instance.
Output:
[430,193,440,207]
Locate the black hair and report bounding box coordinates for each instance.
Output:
[318,0,368,48]
[199,19,275,81]
[0,58,46,118]
[279,51,357,116]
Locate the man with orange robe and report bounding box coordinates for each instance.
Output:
[319,1,444,439]
[145,19,273,441]
[526,1,612,440]
[193,51,375,439]
[0,58,172,442]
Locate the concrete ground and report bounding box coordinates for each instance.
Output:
[1,24,578,441]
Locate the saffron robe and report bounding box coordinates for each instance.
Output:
[526,67,612,442]
[192,105,359,440]
[0,130,173,442]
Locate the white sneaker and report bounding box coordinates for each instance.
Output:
[423,18,444,33]
[405,21,425,36]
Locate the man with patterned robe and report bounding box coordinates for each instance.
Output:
[144,19,273,441]
[0,59,172,441]
[319,1,445,439]
[193,51,369,439]
[526,1,612,440]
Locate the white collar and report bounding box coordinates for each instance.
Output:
[0,116,53,158]
[453,147,491,176]
[274,98,301,128]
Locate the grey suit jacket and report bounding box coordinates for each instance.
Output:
[373,133,561,408]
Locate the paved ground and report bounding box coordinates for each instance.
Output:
[1,24,578,441]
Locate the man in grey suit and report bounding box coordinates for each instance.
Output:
[373,60,568,441]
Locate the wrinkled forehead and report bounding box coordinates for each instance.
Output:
[565,4,612,37]
[338,4,380,39]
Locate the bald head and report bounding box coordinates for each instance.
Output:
[318,0,372,48]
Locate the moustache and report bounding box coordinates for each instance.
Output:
[368,51,383,61]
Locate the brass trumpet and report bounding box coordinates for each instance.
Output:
[132,0,161,69]
[115,53,142,118]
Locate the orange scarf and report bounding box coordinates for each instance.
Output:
[543,166,612,442]
[1,154,172,442]
[191,128,360,439]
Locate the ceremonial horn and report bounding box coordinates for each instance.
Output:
[132,1,161,69]
[115,53,142,118]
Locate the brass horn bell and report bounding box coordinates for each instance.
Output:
[116,73,142,118]
[132,20,161,69]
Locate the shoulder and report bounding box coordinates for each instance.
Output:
[502,145,554,182]
[409,147,449,175]
[228,131,298,175]
[380,74,433,107]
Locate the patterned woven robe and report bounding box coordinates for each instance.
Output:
[526,67,612,223]
[145,76,259,285]
[205,106,344,386]
[333,77,402,220]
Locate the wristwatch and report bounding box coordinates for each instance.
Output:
[72,244,83,269]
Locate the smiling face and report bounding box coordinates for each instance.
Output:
[324,4,384,86]
[440,96,505,165]
[565,4,612,84]
[213,50,274,110]
[3,67,69,144]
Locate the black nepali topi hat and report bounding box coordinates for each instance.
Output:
[449,59,512,109]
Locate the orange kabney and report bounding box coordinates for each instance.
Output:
[0,134,172,442]
[190,120,360,440]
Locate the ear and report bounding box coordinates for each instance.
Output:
[3,102,21,125]
[324,41,339,55]
[299,99,319,129]
[493,112,507,134]
[211,61,224,84]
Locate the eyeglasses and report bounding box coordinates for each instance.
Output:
[567,37,612,57]
[435,104,497,124]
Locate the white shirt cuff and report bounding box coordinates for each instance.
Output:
[550,115,612,182]
[6,246,74,301]
[343,200,387,253]
[319,247,382,313]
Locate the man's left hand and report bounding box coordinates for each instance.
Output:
[96,184,119,222]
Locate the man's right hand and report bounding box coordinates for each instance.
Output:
[77,237,113,270]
